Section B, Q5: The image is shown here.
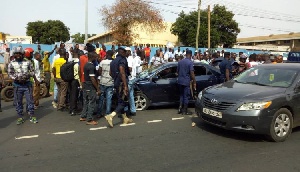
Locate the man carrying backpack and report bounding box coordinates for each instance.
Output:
[52,48,68,111]
[67,51,80,116]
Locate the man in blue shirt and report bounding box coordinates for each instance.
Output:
[177,50,196,115]
[219,52,232,82]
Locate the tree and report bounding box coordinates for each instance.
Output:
[171,5,240,48]
[100,0,165,45]
[26,20,70,44]
[71,33,96,44]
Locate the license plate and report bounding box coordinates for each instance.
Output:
[203,108,222,118]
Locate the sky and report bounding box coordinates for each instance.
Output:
[1,0,300,39]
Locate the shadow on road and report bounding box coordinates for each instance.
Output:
[191,117,267,142]
[0,100,54,128]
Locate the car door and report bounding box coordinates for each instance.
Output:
[193,64,219,93]
[150,66,178,103]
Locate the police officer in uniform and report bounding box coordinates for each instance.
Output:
[177,50,196,115]
[219,52,232,82]
[105,47,133,128]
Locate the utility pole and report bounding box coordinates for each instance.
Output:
[208,5,211,49]
[84,0,88,44]
[196,0,201,50]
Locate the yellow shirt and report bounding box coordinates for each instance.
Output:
[42,54,51,72]
[53,58,66,78]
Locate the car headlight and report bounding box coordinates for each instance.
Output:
[237,101,272,111]
[198,91,203,100]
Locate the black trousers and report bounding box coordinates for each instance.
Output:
[69,79,80,111]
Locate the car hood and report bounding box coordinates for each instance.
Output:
[205,81,286,101]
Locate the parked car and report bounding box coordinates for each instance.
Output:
[195,63,300,142]
[134,62,221,110]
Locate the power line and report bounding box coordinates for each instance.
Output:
[145,0,300,23]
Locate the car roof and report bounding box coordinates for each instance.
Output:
[255,63,300,71]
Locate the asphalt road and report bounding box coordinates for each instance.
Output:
[0,97,300,172]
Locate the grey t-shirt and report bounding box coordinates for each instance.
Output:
[99,59,114,86]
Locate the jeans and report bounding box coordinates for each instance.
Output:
[81,89,96,121]
[98,85,113,115]
[124,79,136,113]
[44,72,51,96]
[14,85,34,117]
[179,84,190,106]
[54,83,58,103]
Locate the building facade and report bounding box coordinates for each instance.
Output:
[234,32,300,52]
[88,22,178,48]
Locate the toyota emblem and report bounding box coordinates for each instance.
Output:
[211,99,219,104]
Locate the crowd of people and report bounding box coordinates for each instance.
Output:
[2,42,285,126]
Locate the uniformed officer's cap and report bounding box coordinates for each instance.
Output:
[186,50,192,55]
[118,47,126,52]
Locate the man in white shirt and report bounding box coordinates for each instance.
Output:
[151,49,164,67]
[175,47,182,56]
[33,52,42,109]
[164,48,175,62]
[126,47,137,116]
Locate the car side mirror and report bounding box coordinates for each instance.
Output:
[152,75,159,82]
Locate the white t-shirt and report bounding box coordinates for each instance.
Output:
[175,50,182,56]
[127,56,138,80]
[151,56,164,66]
[33,59,42,82]
[51,54,60,68]
[164,51,174,61]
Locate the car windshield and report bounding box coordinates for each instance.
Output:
[234,66,298,88]
[138,64,164,78]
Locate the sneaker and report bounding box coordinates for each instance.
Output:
[30,117,38,123]
[105,115,114,128]
[86,120,98,125]
[34,106,38,110]
[16,118,25,125]
[79,118,86,121]
[52,102,58,109]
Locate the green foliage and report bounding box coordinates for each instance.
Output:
[26,20,70,44]
[71,33,96,44]
[171,5,240,48]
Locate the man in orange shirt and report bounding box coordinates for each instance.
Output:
[79,51,88,83]
[144,44,151,66]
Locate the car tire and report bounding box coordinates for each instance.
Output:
[134,92,150,111]
[1,86,14,102]
[268,108,293,142]
[39,83,48,98]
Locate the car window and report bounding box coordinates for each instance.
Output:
[235,67,298,88]
[157,66,177,79]
[194,66,208,76]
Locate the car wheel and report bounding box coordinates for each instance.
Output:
[1,86,14,102]
[39,83,48,98]
[134,92,149,111]
[268,108,293,142]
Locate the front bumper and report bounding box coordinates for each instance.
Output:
[195,98,275,135]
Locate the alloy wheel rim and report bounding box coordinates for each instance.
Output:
[274,113,290,137]
[135,95,147,110]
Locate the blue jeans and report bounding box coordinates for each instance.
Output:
[124,79,136,113]
[98,85,113,115]
[15,85,34,117]
[54,83,58,103]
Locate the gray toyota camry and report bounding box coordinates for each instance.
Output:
[195,63,300,142]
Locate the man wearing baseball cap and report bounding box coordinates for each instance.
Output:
[177,50,196,115]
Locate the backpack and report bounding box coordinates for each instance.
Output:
[60,61,76,82]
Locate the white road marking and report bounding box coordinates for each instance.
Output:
[147,120,162,123]
[52,131,75,135]
[120,123,136,127]
[89,126,107,131]
[172,117,185,120]
[15,135,39,140]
